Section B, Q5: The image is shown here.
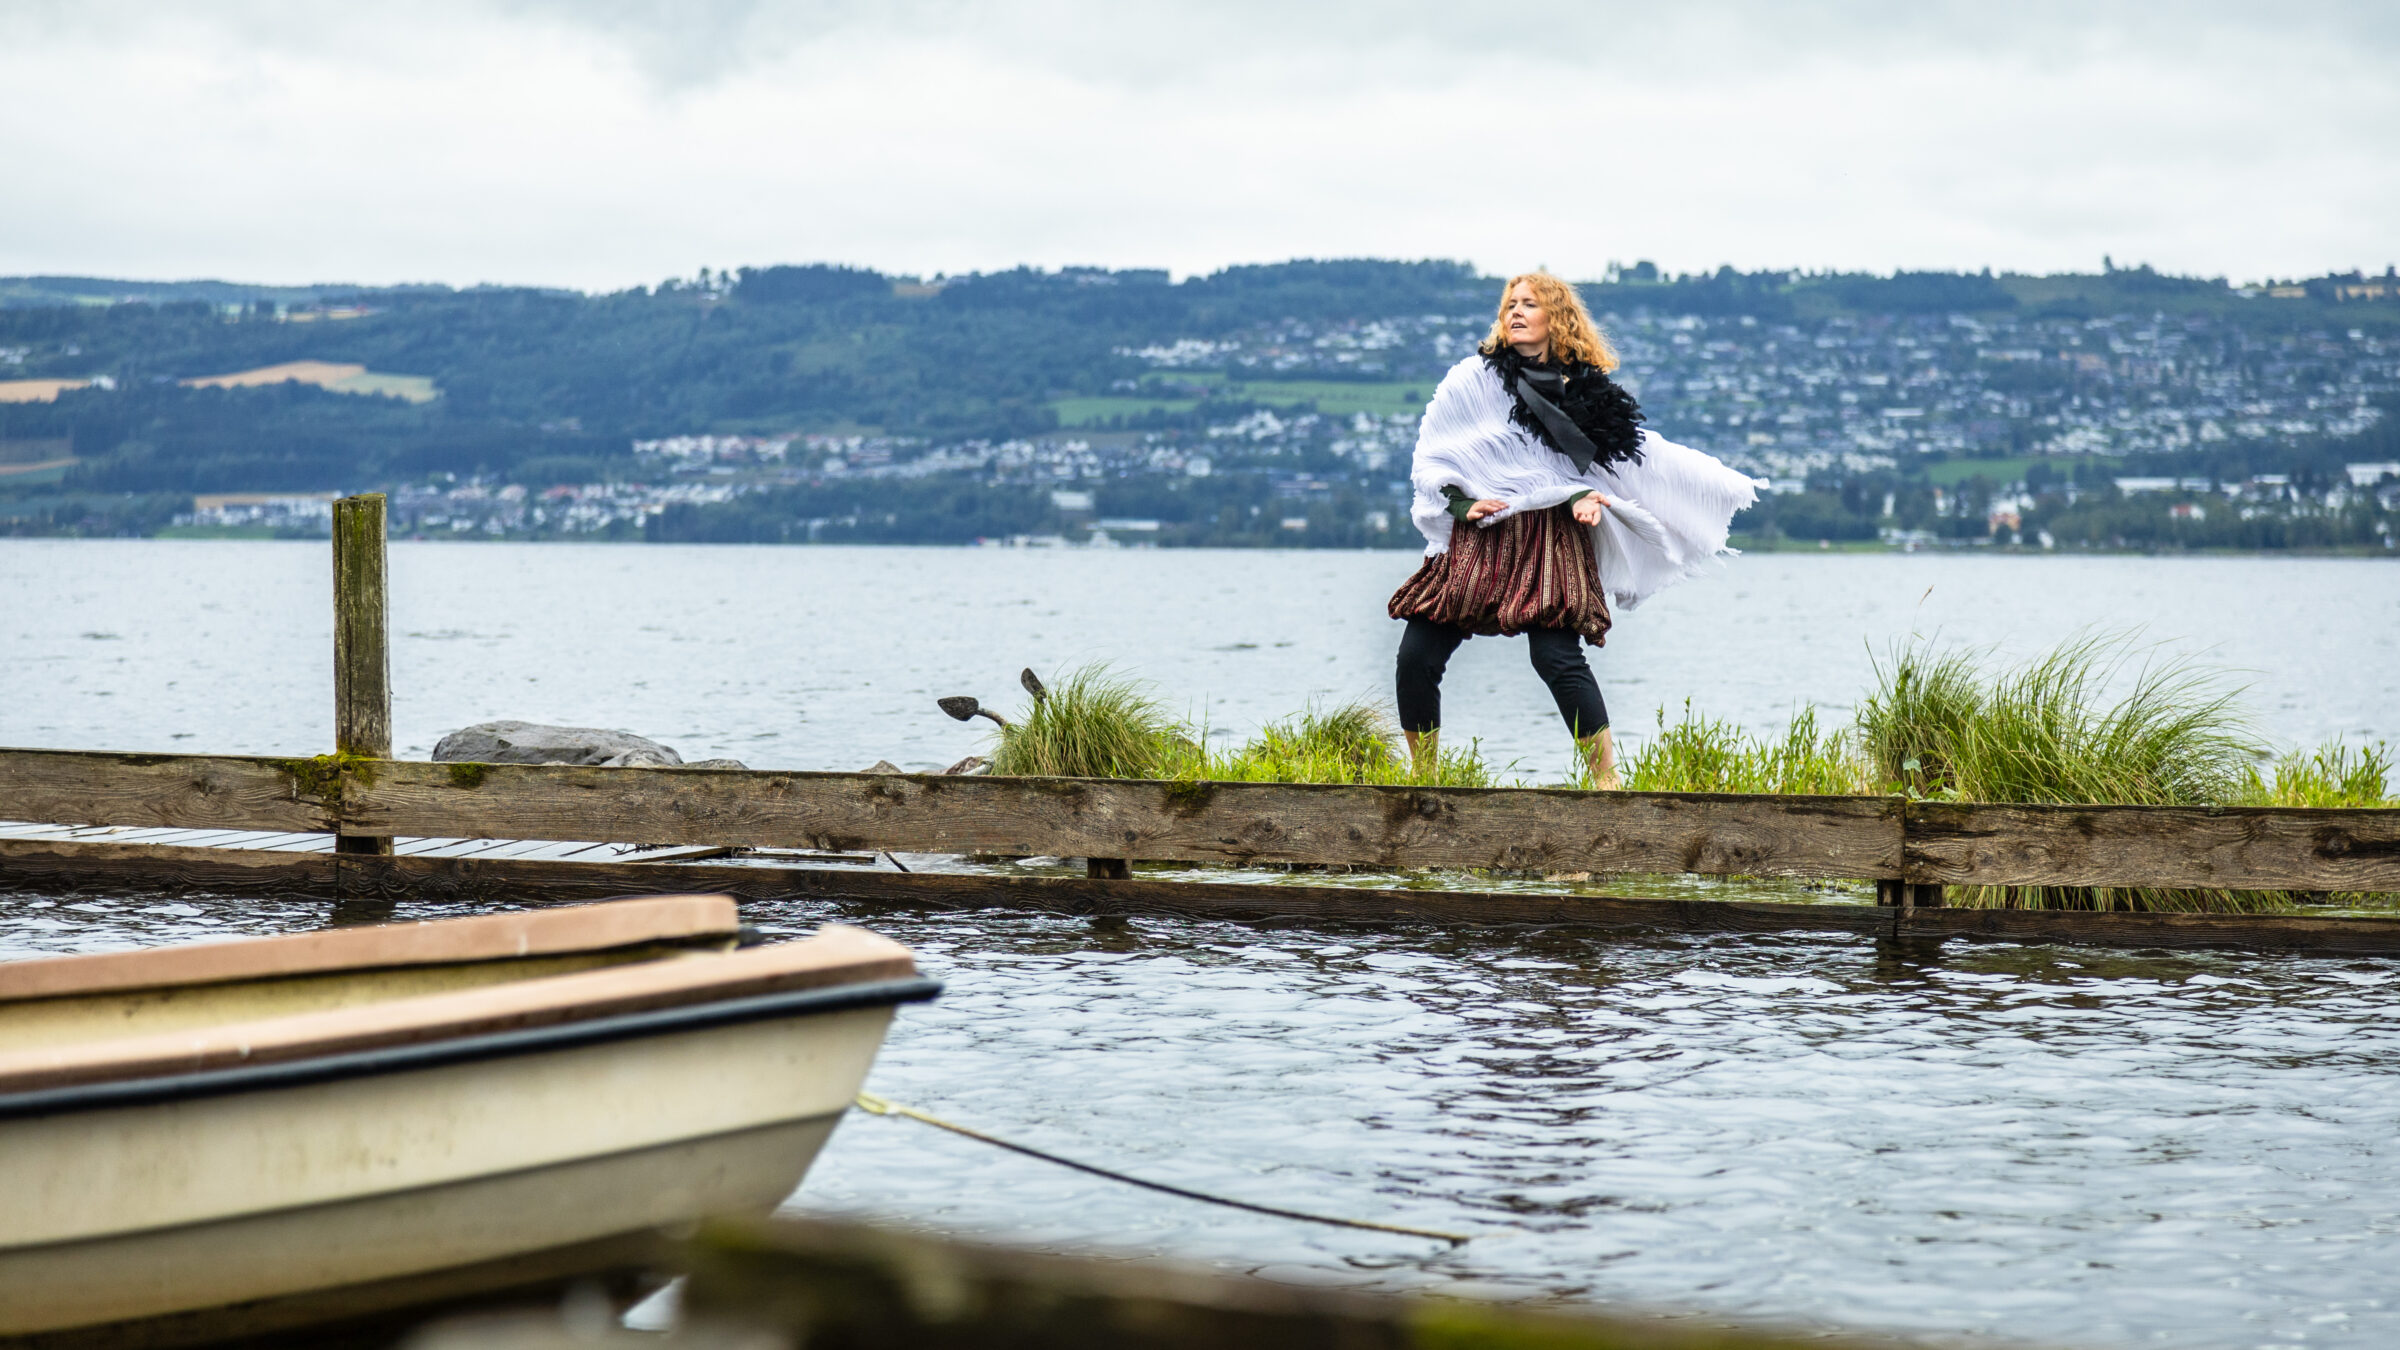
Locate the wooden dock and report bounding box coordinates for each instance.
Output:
[5,491,2398,957]
[4,747,2398,955]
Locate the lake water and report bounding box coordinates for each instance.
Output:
[5,540,2400,1348]
[6,540,2396,770]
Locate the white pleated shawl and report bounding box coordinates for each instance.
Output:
[1407,355,1765,610]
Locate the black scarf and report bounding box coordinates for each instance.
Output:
[1484,346,1645,474]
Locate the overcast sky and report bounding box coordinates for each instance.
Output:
[4,1,2393,291]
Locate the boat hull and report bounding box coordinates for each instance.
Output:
[0,999,902,1335]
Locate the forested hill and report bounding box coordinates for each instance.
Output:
[0,260,1496,490]
[2,259,2395,548]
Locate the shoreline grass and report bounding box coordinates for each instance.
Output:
[974,649,2391,912]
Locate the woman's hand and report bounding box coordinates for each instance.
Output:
[1464,498,1508,521]
[1571,493,1607,526]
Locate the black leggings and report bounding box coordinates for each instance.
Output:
[1395,619,1609,739]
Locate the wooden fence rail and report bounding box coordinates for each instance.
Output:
[5,747,2397,893]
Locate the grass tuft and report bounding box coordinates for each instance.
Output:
[1624,701,1866,795]
[1176,700,1497,787]
[2240,741,2393,808]
[1858,633,2273,911]
[1858,632,2259,810]
[972,642,2390,912]
[987,665,1186,779]
[1203,702,1404,784]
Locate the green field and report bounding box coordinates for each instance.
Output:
[1923,456,2044,485]
[1221,379,1433,416]
[1053,378,1434,426]
[1051,395,1202,425]
[0,459,75,486]
[155,524,303,540]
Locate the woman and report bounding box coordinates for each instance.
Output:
[1390,273,1761,788]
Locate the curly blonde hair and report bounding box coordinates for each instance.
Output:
[1478,272,1619,372]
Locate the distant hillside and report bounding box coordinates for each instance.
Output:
[0,258,2393,541]
[0,275,385,310]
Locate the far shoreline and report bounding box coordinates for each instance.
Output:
[4,533,2393,560]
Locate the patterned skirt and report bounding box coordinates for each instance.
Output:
[1387,505,1612,645]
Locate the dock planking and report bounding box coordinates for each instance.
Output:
[7,833,2400,956]
[341,758,1910,880]
[1906,800,2400,891]
[5,745,2400,957]
[6,746,2400,891]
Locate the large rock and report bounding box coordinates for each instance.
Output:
[433,720,686,769]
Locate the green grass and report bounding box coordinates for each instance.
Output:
[2242,741,2393,809]
[1216,379,1432,416]
[1050,378,1433,425]
[1625,702,1866,795]
[1856,634,2302,911]
[1922,455,2045,486]
[1051,395,1200,426]
[1178,701,1493,787]
[987,666,1187,779]
[975,646,2391,911]
[984,670,1490,786]
[1856,634,2259,808]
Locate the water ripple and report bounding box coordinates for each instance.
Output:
[14,897,2383,1346]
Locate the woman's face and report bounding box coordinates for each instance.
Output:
[1503,282,1550,355]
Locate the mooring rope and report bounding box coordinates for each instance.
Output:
[852,1091,1469,1244]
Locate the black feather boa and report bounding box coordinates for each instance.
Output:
[1484,346,1646,471]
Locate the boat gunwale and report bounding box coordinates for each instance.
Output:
[0,974,940,1125]
[0,924,922,1093]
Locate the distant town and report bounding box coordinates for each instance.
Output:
[3,260,2395,550]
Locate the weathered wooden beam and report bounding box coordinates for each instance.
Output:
[10,837,2400,955]
[6,747,2397,892]
[0,749,332,835]
[331,493,393,857]
[1906,801,2400,892]
[343,761,1908,881]
[0,836,1891,937]
[1892,903,2400,955]
[679,1216,1908,1350]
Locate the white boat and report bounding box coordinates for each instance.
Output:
[0,895,936,1339]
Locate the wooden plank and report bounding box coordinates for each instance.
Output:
[1895,904,2400,957]
[0,835,1891,936]
[1907,801,2400,892]
[5,747,2395,892]
[683,1216,1911,1350]
[0,837,341,892]
[13,836,2400,955]
[0,749,330,835]
[344,761,1908,882]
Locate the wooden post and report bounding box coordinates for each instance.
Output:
[332,493,392,857]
